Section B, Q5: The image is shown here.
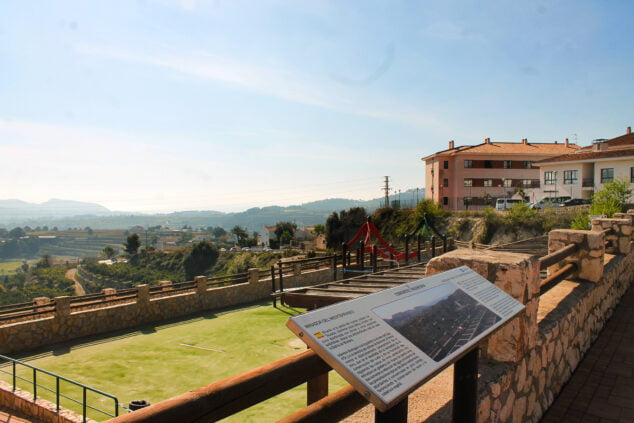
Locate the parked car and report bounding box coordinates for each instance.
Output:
[241,247,251,251]
[531,196,571,209]
[561,198,591,207]
[495,198,525,210]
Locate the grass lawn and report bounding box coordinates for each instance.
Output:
[1,301,349,422]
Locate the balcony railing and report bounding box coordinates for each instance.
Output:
[582,178,594,187]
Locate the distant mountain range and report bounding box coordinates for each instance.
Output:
[0,189,424,231]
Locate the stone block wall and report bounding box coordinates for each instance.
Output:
[0,266,335,355]
[548,229,605,282]
[425,229,634,423]
[0,381,90,423]
[591,217,632,254]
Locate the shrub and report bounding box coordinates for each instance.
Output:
[592,177,632,217]
[502,203,540,229]
[414,199,447,221]
[570,211,591,230]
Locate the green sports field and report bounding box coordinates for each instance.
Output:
[2,301,348,422]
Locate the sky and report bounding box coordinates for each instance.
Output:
[1,0,634,213]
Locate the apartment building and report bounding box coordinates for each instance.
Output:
[422,138,580,210]
[534,127,634,200]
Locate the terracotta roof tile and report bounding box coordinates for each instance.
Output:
[534,147,634,164]
[461,142,579,154]
[576,133,634,151]
[422,142,579,160]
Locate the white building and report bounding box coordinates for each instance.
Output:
[534,127,634,201]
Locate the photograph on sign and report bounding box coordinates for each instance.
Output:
[287,266,525,411]
[373,282,501,362]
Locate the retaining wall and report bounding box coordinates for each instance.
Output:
[0,267,334,355]
[425,225,634,422]
[0,381,90,423]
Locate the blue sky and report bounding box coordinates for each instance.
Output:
[1,0,633,212]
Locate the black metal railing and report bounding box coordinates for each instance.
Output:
[0,354,119,422]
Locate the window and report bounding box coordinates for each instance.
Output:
[524,161,532,169]
[631,168,634,183]
[484,160,493,168]
[522,179,532,187]
[545,171,557,185]
[464,160,473,168]
[443,178,449,187]
[463,197,472,206]
[504,160,512,169]
[483,179,492,187]
[503,179,513,188]
[443,160,449,169]
[564,170,578,184]
[464,179,473,187]
[601,168,614,183]
[443,197,448,205]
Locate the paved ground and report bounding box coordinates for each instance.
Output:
[0,405,42,423]
[541,284,634,423]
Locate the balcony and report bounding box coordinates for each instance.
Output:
[582,178,594,188]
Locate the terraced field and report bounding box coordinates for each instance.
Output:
[36,230,127,259]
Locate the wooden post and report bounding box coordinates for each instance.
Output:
[372,245,378,273]
[389,246,394,268]
[375,397,408,423]
[270,266,276,308]
[277,262,284,305]
[307,373,329,405]
[417,235,422,262]
[431,236,436,258]
[332,254,338,281]
[404,234,409,265]
[443,237,448,254]
[452,348,479,423]
[359,241,365,271]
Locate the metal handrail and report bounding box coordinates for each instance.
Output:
[0,354,119,422]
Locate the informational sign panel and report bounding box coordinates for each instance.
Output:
[287,266,525,411]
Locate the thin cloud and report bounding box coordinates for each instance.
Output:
[73,42,449,134]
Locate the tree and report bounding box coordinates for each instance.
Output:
[37,254,52,268]
[8,227,26,239]
[592,177,633,217]
[213,227,227,238]
[325,207,367,250]
[274,222,297,245]
[231,226,249,246]
[183,241,219,280]
[313,224,325,236]
[123,233,141,256]
[101,246,117,259]
[85,226,93,235]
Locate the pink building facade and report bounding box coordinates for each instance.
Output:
[423,138,580,210]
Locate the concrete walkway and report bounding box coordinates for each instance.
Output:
[541,284,634,422]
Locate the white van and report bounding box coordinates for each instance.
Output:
[495,198,525,211]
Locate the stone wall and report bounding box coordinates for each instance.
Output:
[0,381,90,423]
[0,267,335,355]
[425,228,634,423]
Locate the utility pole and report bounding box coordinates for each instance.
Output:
[383,176,390,208]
